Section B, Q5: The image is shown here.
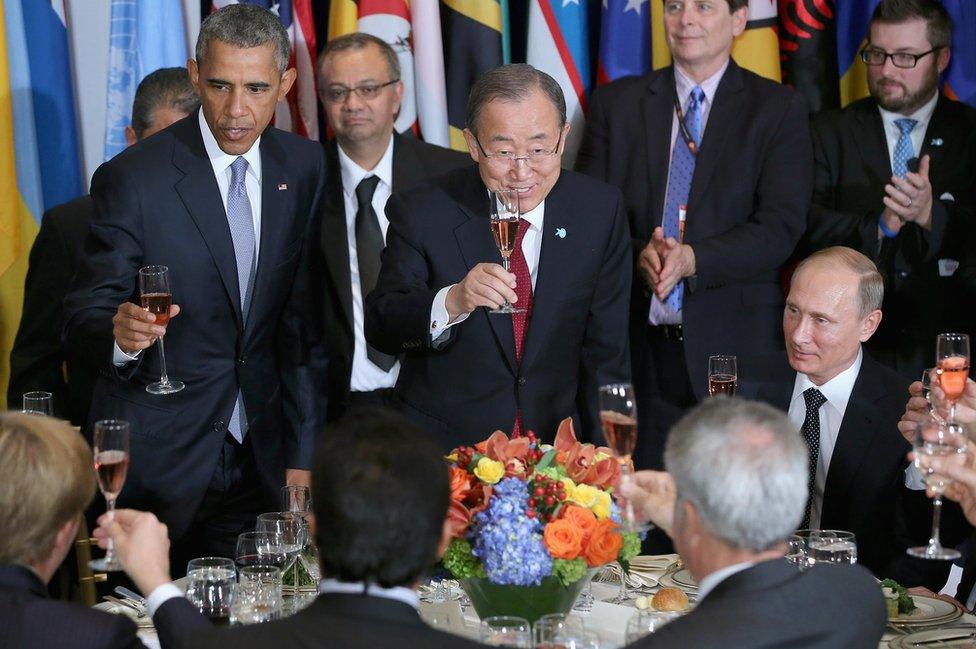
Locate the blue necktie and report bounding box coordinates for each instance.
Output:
[892,118,918,178]
[226,156,256,442]
[661,86,705,312]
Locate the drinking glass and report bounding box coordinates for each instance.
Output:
[235,531,288,571]
[707,355,737,397]
[479,615,531,647]
[624,610,679,643]
[805,530,857,564]
[909,414,967,560]
[487,189,525,315]
[139,265,184,394]
[534,613,586,647]
[786,531,812,570]
[936,333,969,425]
[187,556,236,577]
[89,419,130,571]
[281,485,312,515]
[256,512,307,591]
[22,391,53,416]
[231,565,282,625]
[185,564,236,626]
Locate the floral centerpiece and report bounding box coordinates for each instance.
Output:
[442,418,641,622]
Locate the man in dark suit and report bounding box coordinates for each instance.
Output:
[620,398,886,649]
[312,33,469,422]
[7,67,198,425]
[63,5,326,571]
[802,0,976,381]
[365,64,631,449]
[97,409,485,649]
[576,0,812,471]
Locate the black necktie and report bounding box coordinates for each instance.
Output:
[355,176,396,372]
[800,387,827,529]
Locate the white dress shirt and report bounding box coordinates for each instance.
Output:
[649,60,729,326]
[318,578,419,609]
[429,197,545,340]
[338,136,399,391]
[113,111,263,365]
[696,561,754,601]
[879,91,939,169]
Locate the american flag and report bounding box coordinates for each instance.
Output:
[211,0,318,140]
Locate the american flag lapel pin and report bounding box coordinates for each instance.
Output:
[278,183,288,191]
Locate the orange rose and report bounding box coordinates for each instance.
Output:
[449,466,472,502]
[582,519,624,567]
[544,518,584,560]
[560,504,597,542]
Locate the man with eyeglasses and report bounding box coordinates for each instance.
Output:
[365,64,631,450]
[801,0,976,381]
[310,33,468,422]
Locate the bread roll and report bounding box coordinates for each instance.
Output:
[652,587,689,612]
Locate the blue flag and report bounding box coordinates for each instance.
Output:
[597,0,650,85]
[943,0,976,107]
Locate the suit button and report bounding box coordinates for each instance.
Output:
[213,419,226,431]
[518,377,526,387]
[237,356,246,365]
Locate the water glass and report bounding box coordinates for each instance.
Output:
[231,565,282,625]
[185,564,236,626]
[806,530,857,565]
[479,615,531,647]
[187,556,236,576]
[534,613,586,646]
[625,610,679,642]
[22,391,53,416]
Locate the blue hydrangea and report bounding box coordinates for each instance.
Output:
[471,477,552,586]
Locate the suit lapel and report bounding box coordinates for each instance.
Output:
[919,95,950,186]
[392,133,426,192]
[853,100,894,185]
[687,61,742,220]
[451,170,517,375]
[643,70,675,229]
[321,141,354,334]
[172,118,244,332]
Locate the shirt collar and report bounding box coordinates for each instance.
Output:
[317,578,419,610]
[674,59,729,107]
[338,134,395,198]
[520,198,545,232]
[791,346,863,415]
[878,91,939,132]
[198,109,262,184]
[696,561,754,601]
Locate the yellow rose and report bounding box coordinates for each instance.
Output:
[568,483,599,509]
[592,490,612,520]
[560,477,576,500]
[473,457,505,484]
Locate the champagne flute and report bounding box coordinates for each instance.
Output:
[936,333,969,426]
[256,512,307,592]
[908,414,967,560]
[89,420,130,571]
[487,189,525,315]
[707,355,737,396]
[22,391,53,416]
[139,265,184,395]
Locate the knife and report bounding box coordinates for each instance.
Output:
[908,632,976,646]
[114,586,147,607]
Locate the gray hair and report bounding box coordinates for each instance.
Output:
[665,398,808,551]
[466,64,566,135]
[196,3,291,73]
[794,246,884,317]
[317,32,401,88]
[130,67,199,139]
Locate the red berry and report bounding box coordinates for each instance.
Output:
[545,496,555,506]
[534,487,545,497]
[527,509,536,518]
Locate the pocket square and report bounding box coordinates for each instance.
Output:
[939,192,955,202]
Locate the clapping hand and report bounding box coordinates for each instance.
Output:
[638,227,696,301]
[883,155,934,230]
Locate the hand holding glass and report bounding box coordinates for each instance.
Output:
[139,265,184,394]
[89,420,130,572]
[487,189,524,315]
[909,414,967,560]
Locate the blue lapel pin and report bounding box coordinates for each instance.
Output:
[930,138,944,147]
[555,227,567,239]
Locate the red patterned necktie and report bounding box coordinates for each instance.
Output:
[510,218,533,437]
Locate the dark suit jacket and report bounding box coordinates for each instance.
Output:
[632,560,885,649]
[576,61,812,398]
[314,133,470,421]
[160,592,485,649]
[804,95,976,374]
[8,195,97,425]
[747,351,959,589]
[63,113,326,541]
[0,564,143,649]
[364,165,632,449]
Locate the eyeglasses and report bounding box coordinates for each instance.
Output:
[860,47,941,69]
[323,79,399,103]
[474,130,564,168]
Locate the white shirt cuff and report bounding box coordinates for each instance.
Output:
[430,285,470,342]
[113,341,142,366]
[145,583,183,617]
[905,463,926,491]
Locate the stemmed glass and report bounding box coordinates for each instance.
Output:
[281,486,319,582]
[707,355,737,396]
[22,391,53,416]
[908,413,967,560]
[89,419,130,571]
[488,189,525,315]
[235,531,287,571]
[257,512,307,592]
[625,610,679,642]
[936,333,969,425]
[138,265,184,395]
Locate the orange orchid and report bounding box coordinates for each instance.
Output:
[553,418,621,490]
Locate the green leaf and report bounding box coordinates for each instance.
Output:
[535,448,557,471]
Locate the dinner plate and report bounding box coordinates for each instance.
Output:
[657,571,698,593]
[670,568,698,590]
[889,596,963,628]
[888,627,976,648]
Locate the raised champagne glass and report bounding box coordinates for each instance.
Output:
[936,333,969,426]
[707,355,737,396]
[487,189,525,315]
[89,419,130,571]
[138,265,184,394]
[908,413,967,560]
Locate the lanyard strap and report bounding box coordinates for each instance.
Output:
[674,91,700,157]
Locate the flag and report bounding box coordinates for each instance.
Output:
[214,0,319,140]
[442,0,508,151]
[412,0,450,146]
[943,0,976,107]
[1,0,43,408]
[836,0,879,107]
[526,0,589,165]
[731,0,780,82]
[104,0,188,160]
[778,0,839,113]
[596,0,650,85]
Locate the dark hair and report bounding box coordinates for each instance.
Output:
[869,0,952,49]
[317,32,401,88]
[130,68,198,139]
[312,408,449,588]
[466,64,566,135]
[196,3,291,73]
